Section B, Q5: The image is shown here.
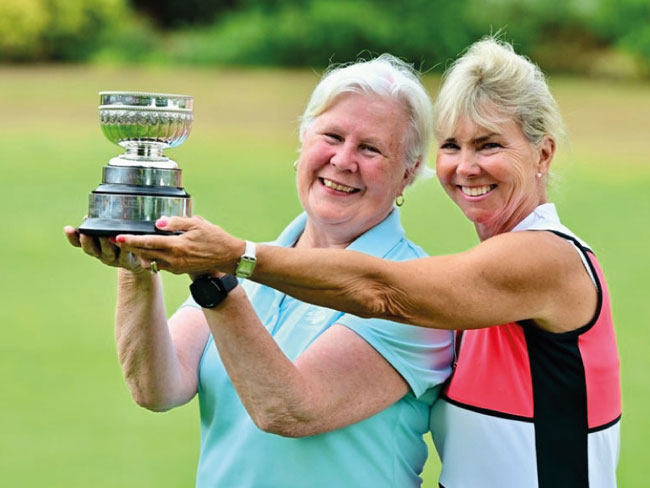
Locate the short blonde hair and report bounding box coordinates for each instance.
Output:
[434,37,565,146]
[300,54,434,183]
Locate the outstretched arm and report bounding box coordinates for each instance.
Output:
[255,231,597,332]
[116,216,597,333]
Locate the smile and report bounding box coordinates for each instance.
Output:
[320,178,360,194]
[459,184,496,197]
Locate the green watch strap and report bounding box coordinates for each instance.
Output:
[235,241,257,278]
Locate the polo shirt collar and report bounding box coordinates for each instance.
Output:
[273,208,405,259]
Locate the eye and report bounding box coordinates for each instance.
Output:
[360,143,381,155]
[480,142,502,150]
[440,141,459,150]
[324,132,342,143]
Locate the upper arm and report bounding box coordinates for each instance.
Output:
[168,305,211,401]
[377,231,597,332]
[289,317,452,436]
[290,324,409,435]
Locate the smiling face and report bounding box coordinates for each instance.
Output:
[296,92,413,247]
[436,113,554,240]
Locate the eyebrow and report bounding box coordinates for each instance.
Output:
[443,132,500,145]
[360,136,384,149]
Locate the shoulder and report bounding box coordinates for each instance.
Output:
[468,231,596,331]
[474,229,576,261]
[467,230,582,282]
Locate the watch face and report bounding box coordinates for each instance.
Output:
[190,277,224,308]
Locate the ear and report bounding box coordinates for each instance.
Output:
[402,158,421,186]
[537,136,556,175]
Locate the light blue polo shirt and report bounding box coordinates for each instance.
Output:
[183,209,453,488]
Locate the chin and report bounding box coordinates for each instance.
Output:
[308,208,352,225]
[460,208,492,226]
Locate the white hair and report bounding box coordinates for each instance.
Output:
[300,54,434,183]
[434,37,566,147]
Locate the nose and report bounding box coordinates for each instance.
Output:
[330,143,358,172]
[456,149,481,177]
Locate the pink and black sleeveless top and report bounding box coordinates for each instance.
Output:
[430,204,621,488]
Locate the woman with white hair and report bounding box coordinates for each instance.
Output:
[117,38,621,487]
[65,55,453,487]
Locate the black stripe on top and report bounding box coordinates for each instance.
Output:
[523,325,589,488]
[519,229,602,488]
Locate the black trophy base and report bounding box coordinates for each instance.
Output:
[78,218,179,237]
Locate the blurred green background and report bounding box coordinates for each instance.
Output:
[1,1,649,486]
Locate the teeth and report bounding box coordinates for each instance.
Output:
[323,178,357,193]
[461,185,493,197]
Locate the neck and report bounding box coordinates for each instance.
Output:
[475,196,546,241]
[295,221,357,249]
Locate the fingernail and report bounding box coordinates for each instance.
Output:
[116,236,126,243]
[156,218,168,228]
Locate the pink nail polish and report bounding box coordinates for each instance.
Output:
[116,236,126,243]
[156,219,168,228]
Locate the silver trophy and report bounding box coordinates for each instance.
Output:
[78,91,193,236]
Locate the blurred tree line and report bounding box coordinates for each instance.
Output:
[1,0,649,76]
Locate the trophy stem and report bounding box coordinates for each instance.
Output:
[126,144,164,159]
[109,143,179,169]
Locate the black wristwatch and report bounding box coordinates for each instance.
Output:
[189,274,239,308]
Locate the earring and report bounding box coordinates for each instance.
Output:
[395,194,405,207]
[536,172,543,178]
[293,160,299,171]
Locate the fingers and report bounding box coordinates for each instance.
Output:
[114,233,175,250]
[65,226,124,268]
[116,216,206,251]
[79,233,102,258]
[122,245,164,262]
[154,215,199,233]
[98,237,118,262]
[64,226,81,247]
[135,254,174,274]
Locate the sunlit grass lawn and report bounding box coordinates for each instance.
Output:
[0,65,648,487]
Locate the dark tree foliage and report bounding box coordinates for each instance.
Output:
[129,0,240,27]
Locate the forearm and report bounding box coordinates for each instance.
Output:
[252,245,398,321]
[115,269,190,411]
[251,245,469,329]
[203,288,319,436]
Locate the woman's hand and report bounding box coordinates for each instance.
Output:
[113,216,245,276]
[63,225,148,274]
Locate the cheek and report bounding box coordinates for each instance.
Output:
[435,158,454,188]
[368,163,407,196]
[502,157,533,196]
[295,157,316,197]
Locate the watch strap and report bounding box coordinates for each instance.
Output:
[235,240,257,278]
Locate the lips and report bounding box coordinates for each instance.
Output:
[320,177,361,194]
[459,184,496,197]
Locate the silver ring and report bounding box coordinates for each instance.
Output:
[150,260,159,274]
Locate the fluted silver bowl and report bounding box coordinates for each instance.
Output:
[99,91,194,167]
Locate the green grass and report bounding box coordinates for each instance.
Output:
[1,65,648,486]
